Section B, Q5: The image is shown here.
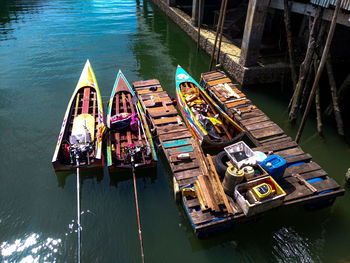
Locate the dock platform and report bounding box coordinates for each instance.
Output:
[133,76,345,237]
[200,71,345,207]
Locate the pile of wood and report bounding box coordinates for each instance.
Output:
[193,140,234,214]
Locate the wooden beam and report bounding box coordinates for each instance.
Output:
[269,0,350,27]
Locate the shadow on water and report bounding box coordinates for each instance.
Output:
[55,168,104,188]
[108,164,158,188]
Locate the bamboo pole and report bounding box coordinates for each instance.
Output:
[315,87,323,136]
[209,0,225,71]
[197,0,202,51]
[283,0,297,90]
[216,0,228,64]
[288,8,323,122]
[326,56,344,136]
[295,0,341,143]
[299,21,327,112]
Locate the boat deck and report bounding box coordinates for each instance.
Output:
[133,76,344,237]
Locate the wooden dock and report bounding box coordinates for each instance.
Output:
[133,76,345,237]
[200,71,345,207]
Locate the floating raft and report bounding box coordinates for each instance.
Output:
[200,71,345,207]
[133,79,237,236]
[133,76,344,238]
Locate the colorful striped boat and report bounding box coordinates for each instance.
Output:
[52,60,105,172]
[175,65,244,150]
[106,70,157,169]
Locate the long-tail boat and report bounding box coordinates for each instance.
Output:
[52,60,105,172]
[175,65,244,150]
[106,70,157,169]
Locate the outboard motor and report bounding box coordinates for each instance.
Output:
[69,115,94,166]
[125,145,146,168]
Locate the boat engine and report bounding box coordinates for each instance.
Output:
[69,121,93,167]
[125,145,146,168]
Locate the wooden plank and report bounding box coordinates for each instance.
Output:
[148,105,177,118]
[198,176,216,211]
[137,87,163,94]
[169,151,195,163]
[153,116,180,125]
[159,130,192,142]
[162,138,192,148]
[283,189,344,207]
[233,109,265,121]
[74,93,80,117]
[177,177,197,188]
[171,159,199,172]
[174,168,202,181]
[186,198,200,209]
[189,210,216,225]
[194,182,208,211]
[157,124,188,135]
[244,120,276,131]
[139,91,170,100]
[285,162,322,176]
[293,173,318,193]
[253,141,298,153]
[259,135,292,146]
[166,145,194,156]
[226,99,252,109]
[207,155,234,214]
[240,115,270,126]
[274,147,305,159]
[82,87,90,114]
[285,154,312,165]
[133,79,160,88]
[250,125,285,140]
[208,77,232,86]
[299,169,327,180]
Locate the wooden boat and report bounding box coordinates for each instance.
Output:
[106,70,157,169]
[52,60,105,172]
[175,65,244,150]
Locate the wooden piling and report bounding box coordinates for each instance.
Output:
[288,7,323,122]
[209,0,225,71]
[295,0,341,143]
[326,56,344,136]
[283,0,297,90]
[197,0,202,51]
[216,0,228,65]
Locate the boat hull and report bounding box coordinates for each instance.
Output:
[175,66,244,150]
[106,70,157,169]
[52,60,105,172]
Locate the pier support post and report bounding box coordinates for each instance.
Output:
[239,0,269,67]
[191,0,204,26]
[168,0,176,7]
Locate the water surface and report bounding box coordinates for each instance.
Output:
[1,0,350,262]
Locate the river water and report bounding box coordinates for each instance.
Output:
[1,0,349,262]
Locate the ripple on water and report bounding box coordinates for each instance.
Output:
[0,233,62,262]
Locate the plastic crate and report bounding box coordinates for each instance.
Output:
[224,141,255,169]
[234,176,286,216]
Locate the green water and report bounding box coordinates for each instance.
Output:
[1,0,349,262]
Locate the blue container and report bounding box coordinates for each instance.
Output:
[260,155,287,181]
